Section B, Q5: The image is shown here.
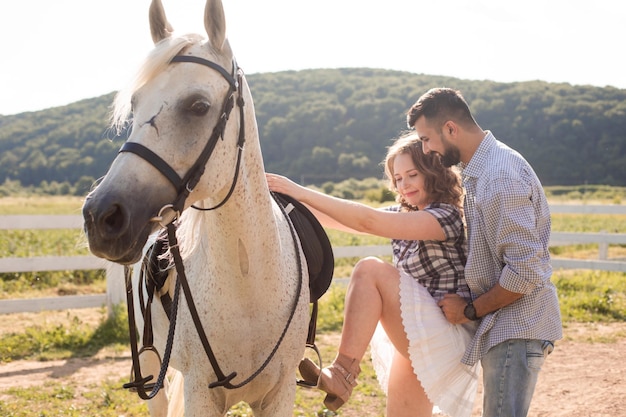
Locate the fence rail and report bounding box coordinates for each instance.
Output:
[1,204,625,315]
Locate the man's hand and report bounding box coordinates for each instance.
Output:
[437,293,470,324]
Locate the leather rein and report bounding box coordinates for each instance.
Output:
[121,55,303,399]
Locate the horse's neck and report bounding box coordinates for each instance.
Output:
[180,143,278,272]
[204,95,273,248]
[177,84,286,287]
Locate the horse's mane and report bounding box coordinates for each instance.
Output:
[176,205,207,258]
[111,33,205,134]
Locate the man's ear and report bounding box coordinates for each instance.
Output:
[445,120,456,135]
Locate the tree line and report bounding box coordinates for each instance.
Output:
[1,67,625,196]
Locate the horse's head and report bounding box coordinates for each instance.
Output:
[83,0,250,264]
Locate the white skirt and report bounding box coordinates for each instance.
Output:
[370,272,479,417]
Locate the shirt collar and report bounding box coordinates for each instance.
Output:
[460,130,495,179]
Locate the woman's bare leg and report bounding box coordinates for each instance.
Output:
[338,257,433,416]
[337,257,408,361]
[309,256,432,414]
[386,349,433,417]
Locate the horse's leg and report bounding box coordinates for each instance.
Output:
[165,370,185,417]
[251,375,297,417]
[180,375,226,417]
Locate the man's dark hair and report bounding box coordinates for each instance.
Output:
[406,88,476,129]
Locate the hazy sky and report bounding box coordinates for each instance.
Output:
[0,0,623,115]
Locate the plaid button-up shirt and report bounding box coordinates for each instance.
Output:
[460,131,562,366]
[388,203,471,302]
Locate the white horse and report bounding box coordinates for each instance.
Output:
[82,0,310,415]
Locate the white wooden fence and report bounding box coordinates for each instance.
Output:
[1,204,625,315]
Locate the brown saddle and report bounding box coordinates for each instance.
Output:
[271,191,334,303]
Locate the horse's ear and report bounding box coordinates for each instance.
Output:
[149,0,174,44]
[204,0,227,51]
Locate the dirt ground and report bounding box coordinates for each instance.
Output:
[469,322,626,417]
[0,310,624,416]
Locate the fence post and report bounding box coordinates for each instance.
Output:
[106,262,126,317]
[599,231,609,260]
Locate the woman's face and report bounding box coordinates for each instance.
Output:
[392,152,430,209]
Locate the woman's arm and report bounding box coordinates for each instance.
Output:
[266,173,445,241]
[303,204,363,234]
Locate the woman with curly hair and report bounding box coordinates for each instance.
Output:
[266,133,479,417]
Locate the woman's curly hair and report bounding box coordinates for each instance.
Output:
[383,133,463,211]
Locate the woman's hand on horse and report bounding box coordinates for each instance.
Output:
[266,173,304,199]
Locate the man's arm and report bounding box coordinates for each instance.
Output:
[438,283,524,324]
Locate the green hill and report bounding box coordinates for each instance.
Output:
[1,68,625,195]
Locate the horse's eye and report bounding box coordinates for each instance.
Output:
[190,100,210,116]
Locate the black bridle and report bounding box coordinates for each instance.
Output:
[121,54,304,399]
[119,54,246,221]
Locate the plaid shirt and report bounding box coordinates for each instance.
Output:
[387,203,471,302]
[460,131,562,365]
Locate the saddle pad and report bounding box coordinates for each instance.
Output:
[272,192,334,302]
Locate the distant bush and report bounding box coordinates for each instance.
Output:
[545,185,626,203]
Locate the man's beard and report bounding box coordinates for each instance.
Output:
[441,143,461,167]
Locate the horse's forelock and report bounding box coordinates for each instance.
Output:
[110,34,205,133]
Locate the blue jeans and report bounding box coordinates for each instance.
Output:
[481,339,553,417]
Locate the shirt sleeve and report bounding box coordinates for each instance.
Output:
[481,177,550,294]
[423,204,462,242]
